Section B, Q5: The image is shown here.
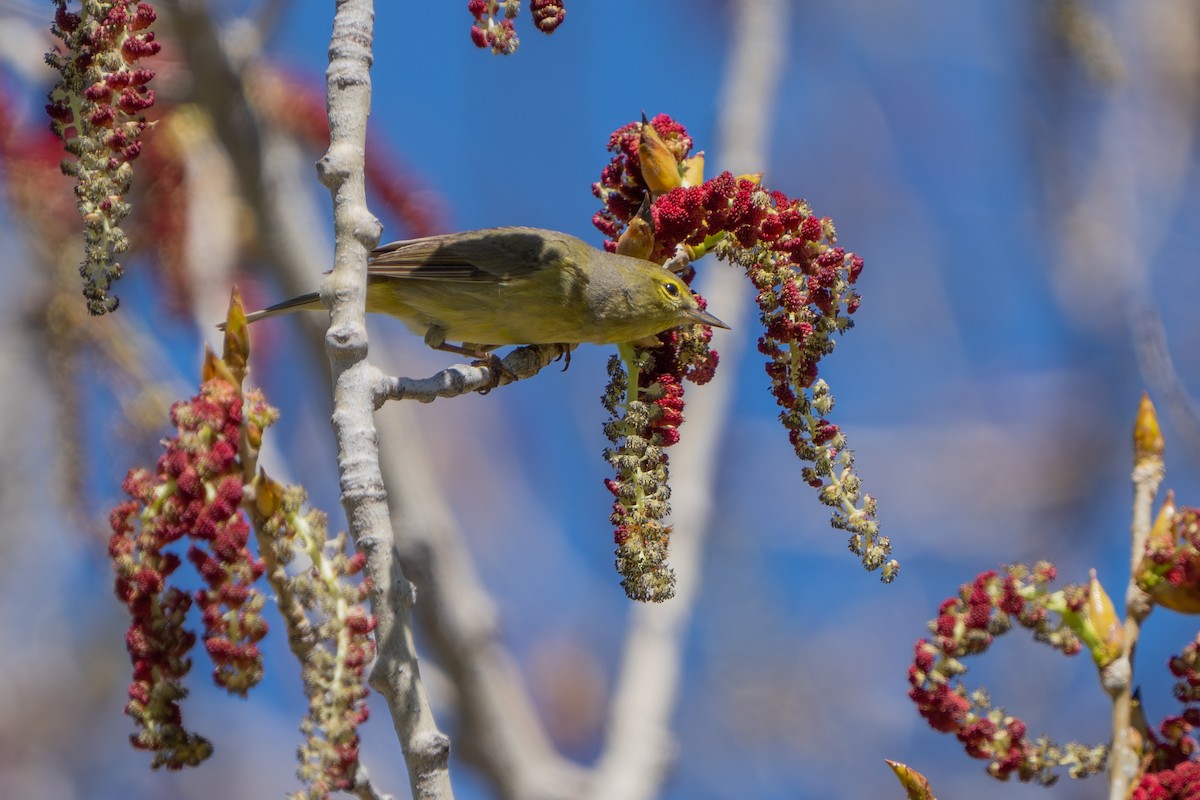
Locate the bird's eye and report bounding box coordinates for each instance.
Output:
[663,281,680,298]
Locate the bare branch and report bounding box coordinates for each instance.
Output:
[242,104,579,798]
[373,345,572,405]
[1110,396,1165,800]
[319,0,452,796]
[350,762,398,800]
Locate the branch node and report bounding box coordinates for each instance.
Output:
[326,323,367,356]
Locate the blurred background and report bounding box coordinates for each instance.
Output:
[2,0,1200,798]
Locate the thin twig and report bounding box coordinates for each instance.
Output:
[1110,464,1162,798]
[350,761,397,800]
[1110,400,1164,800]
[373,344,571,405]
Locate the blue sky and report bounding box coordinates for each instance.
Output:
[5,2,1200,799]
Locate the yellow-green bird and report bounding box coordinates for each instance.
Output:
[240,226,728,356]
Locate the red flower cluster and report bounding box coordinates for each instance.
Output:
[593,113,894,595]
[908,643,970,733]
[109,376,266,767]
[1144,711,1200,778]
[466,0,564,53]
[1171,636,1200,705]
[46,0,160,314]
[1139,506,1200,614]
[185,472,267,695]
[47,0,158,141]
[468,0,519,54]
[656,175,802,252]
[531,0,565,32]
[908,564,1105,784]
[1133,761,1200,800]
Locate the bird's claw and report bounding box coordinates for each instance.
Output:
[473,353,515,394]
[553,344,573,372]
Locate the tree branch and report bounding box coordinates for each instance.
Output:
[319,0,452,797]
[373,345,572,405]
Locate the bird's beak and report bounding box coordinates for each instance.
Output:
[684,307,730,330]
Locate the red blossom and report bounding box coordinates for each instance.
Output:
[594,113,890,594]
[999,578,1025,615]
[121,31,160,60]
[912,641,936,674]
[531,0,565,32]
[117,87,155,114]
[812,421,839,446]
[130,2,155,29]
[1133,761,1200,800]
[344,610,377,635]
[909,682,969,734]
[54,5,80,32]
[108,374,272,765]
[345,552,367,575]
[908,564,1100,784]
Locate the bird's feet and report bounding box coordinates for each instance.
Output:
[553,344,573,372]
[473,353,515,394]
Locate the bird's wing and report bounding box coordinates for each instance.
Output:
[368,227,570,284]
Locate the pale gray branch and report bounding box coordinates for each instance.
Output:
[350,762,397,800]
[320,1,453,797]
[373,345,571,405]
[255,138,582,800]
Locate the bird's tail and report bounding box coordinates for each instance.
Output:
[216,292,322,330]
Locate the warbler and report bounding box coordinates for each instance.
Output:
[236,226,728,356]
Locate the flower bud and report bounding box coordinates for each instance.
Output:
[253,471,284,519]
[222,287,250,385]
[1148,570,1200,615]
[1133,392,1164,465]
[617,194,655,260]
[617,217,655,261]
[638,114,681,195]
[201,344,238,389]
[1148,490,1177,550]
[885,760,935,800]
[1084,570,1123,667]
